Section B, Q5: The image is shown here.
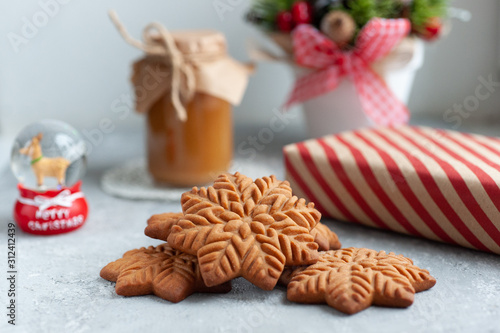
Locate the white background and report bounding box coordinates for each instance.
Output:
[0,0,499,138]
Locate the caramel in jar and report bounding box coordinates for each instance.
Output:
[147,92,232,186]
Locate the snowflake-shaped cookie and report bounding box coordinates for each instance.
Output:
[100,243,231,303]
[287,248,436,314]
[166,172,322,290]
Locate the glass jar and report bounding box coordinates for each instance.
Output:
[147,92,232,186]
[124,26,250,187]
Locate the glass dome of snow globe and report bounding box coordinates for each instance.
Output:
[11,120,87,190]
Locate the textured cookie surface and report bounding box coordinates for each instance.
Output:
[279,249,339,286]
[167,172,321,290]
[287,247,436,314]
[279,265,307,287]
[145,212,183,241]
[143,179,338,290]
[311,223,341,251]
[279,223,341,287]
[146,214,339,252]
[100,243,231,303]
[146,215,339,287]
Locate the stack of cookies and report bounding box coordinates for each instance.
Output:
[101,172,436,314]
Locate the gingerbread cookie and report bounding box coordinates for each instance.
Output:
[166,172,321,290]
[287,248,436,314]
[100,243,231,303]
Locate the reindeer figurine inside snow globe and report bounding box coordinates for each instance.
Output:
[11,120,89,236]
[19,132,71,188]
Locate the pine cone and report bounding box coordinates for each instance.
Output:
[320,10,356,48]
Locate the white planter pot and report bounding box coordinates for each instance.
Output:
[297,37,425,138]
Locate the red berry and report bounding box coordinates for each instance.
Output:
[291,1,313,25]
[277,11,294,32]
[416,17,442,41]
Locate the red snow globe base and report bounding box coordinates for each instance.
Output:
[14,181,88,235]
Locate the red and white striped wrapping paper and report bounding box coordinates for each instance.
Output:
[284,126,500,254]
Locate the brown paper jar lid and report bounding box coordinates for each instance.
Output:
[158,30,228,57]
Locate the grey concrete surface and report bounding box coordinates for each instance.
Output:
[0,123,499,333]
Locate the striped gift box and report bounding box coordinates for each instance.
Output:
[284,126,500,254]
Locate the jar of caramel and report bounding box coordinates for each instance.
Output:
[114,21,251,187]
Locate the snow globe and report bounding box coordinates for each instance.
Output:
[11,120,89,235]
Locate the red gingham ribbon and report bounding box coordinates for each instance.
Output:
[285,18,411,126]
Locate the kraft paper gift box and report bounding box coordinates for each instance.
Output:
[284,126,500,254]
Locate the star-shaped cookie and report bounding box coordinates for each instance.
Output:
[100,243,231,303]
[287,248,436,314]
[165,172,322,290]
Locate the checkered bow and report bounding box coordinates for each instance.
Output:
[285,18,411,126]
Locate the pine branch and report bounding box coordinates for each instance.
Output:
[411,0,448,28]
[248,0,297,31]
[247,0,449,34]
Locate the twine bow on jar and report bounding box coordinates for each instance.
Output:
[109,10,195,121]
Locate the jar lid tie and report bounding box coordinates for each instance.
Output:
[109,10,195,121]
